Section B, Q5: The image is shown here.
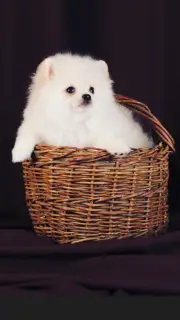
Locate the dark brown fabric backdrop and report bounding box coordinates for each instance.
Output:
[1,0,180,228]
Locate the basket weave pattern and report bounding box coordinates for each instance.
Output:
[22,95,175,244]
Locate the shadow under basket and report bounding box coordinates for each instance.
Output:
[22,95,175,244]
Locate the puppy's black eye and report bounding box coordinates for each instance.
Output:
[66,86,75,94]
[89,87,94,94]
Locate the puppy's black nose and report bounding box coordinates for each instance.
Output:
[82,94,91,104]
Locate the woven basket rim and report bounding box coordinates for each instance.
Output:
[24,142,170,169]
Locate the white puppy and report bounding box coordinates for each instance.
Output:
[12,53,153,163]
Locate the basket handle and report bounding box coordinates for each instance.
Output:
[115,94,175,152]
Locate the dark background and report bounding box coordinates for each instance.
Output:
[0,0,180,296]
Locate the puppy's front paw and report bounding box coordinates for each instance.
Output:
[106,142,131,156]
[94,136,131,156]
[12,143,33,163]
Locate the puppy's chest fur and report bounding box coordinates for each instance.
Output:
[42,112,94,148]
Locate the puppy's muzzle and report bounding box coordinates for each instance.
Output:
[82,94,91,106]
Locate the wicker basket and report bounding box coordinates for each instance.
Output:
[22,95,175,244]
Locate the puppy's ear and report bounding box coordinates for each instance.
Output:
[35,57,55,86]
[98,60,109,77]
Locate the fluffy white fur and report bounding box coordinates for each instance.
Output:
[12,53,153,163]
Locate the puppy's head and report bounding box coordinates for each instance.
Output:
[30,53,114,115]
